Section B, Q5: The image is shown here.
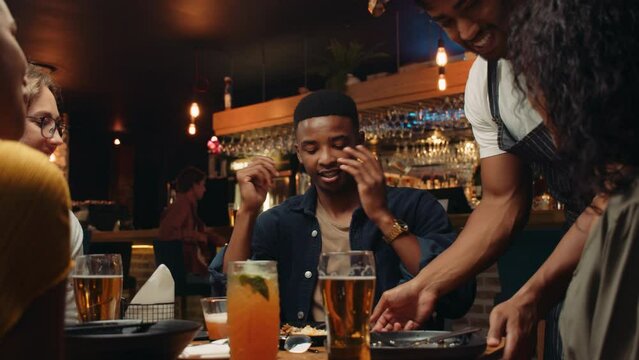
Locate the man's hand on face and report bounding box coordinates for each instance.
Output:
[487,294,538,360]
[370,279,437,332]
[337,145,392,223]
[236,156,278,213]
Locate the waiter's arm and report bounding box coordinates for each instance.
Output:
[371,153,532,329]
[486,197,603,359]
[411,153,531,296]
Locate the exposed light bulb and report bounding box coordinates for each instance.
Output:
[437,66,447,91]
[114,138,121,146]
[49,153,57,162]
[438,74,447,91]
[189,102,200,118]
[436,39,448,67]
[188,122,197,135]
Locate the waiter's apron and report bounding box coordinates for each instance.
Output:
[487,60,587,359]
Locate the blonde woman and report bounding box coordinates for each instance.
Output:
[19,64,84,325]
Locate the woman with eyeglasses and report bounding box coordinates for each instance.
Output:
[19,64,66,157]
[18,64,84,326]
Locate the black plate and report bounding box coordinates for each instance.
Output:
[371,331,486,360]
[65,319,200,360]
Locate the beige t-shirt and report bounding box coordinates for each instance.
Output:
[312,201,351,322]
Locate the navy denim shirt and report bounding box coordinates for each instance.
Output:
[210,186,476,324]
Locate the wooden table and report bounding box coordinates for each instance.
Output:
[187,341,504,359]
[275,342,504,359]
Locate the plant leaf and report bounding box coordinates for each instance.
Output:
[239,274,270,301]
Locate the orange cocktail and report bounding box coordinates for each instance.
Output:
[227,261,280,360]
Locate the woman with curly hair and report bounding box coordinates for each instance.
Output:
[488,0,639,358]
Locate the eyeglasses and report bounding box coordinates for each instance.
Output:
[26,115,67,139]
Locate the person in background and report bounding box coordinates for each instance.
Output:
[159,166,225,276]
[493,0,639,358]
[0,1,71,358]
[210,90,475,325]
[371,1,597,358]
[18,64,84,325]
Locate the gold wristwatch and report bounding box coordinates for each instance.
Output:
[382,218,409,244]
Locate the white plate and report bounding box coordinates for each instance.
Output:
[178,342,230,359]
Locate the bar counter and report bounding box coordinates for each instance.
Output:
[90,226,233,245]
[90,211,564,245]
[449,210,565,231]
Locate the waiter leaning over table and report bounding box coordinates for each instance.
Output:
[371,1,596,359]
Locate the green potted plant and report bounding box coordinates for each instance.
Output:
[313,39,389,91]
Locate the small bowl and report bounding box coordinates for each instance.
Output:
[65,319,200,360]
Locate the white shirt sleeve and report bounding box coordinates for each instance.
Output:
[464,57,506,159]
[65,211,84,325]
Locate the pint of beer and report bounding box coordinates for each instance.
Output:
[72,254,123,322]
[319,251,376,360]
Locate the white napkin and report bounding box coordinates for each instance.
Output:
[179,341,230,359]
[131,264,175,304]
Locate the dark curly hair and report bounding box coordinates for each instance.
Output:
[508,0,639,197]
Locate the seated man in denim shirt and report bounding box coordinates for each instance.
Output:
[210,90,475,325]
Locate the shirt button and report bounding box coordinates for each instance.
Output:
[297,311,304,319]
[304,271,312,279]
[311,230,318,237]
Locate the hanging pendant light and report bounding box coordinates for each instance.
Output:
[437,66,447,91]
[189,102,200,118]
[188,122,197,135]
[368,0,390,17]
[436,38,448,67]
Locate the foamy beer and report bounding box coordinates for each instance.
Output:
[72,254,123,322]
[319,251,376,360]
[200,297,228,340]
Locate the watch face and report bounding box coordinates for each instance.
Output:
[396,219,408,231]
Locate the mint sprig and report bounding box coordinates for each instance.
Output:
[239,274,270,301]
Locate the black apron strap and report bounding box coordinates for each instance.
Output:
[487,60,501,122]
[486,60,516,149]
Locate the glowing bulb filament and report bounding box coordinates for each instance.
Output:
[189,102,200,118]
[114,138,121,146]
[188,122,197,135]
[438,74,447,91]
[437,66,447,91]
[436,47,448,67]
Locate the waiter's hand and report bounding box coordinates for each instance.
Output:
[337,145,392,224]
[236,156,277,213]
[487,294,538,360]
[370,279,437,331]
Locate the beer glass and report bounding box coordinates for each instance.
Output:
[200,297,228,340]
[227,261,280,360]
[319,251,376,360]
[72,254,123,322]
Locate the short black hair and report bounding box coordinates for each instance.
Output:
[175,166,206,193]
[293,90,359,130]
